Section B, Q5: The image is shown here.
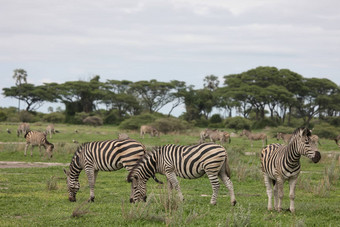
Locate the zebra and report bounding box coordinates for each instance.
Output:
[240,129,267,147]
[128,142,237,206]
[45,124,55,139]
[24,130,54,158]
[17,122,30,137]
[63,139,162,202]
[261,127,321,213]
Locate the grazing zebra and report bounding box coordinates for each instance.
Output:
[63,139,162,202]
[334,134,340,148]
[261,127,321,213]
[240,129,267,147]
[17,122,30,137]
[140,125,159,138]
[199,128,216,143]
[24,130,54,158]
[128,143,237,206]
[45,124,55,139]
[276,132,292,144]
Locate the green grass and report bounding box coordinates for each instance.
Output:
[0,123,339,226]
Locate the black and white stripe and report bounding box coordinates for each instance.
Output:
[24,130,54,158]
[261,127,321,213]
[128,142,236,206]
[63,139,160,202]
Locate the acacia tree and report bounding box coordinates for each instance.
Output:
[130,79,175,113]
[2,83,55,111]
[12,69,28,111]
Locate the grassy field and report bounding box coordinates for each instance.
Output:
[0,122,339,226]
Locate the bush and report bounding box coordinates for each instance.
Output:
[104,110,121,125]
[43,112,65,123]
[153,117,193,134]
[225,117,251,131]
[251,118,278,129]
[0,111,7,121]
[210,114,222,124]
[311,123,339,139]
[119,113,160,130]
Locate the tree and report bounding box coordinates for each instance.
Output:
[12,69,28,111]
[130,80,175,113]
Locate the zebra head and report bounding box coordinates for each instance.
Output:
[127,172,148,203]
[46,144,54,158]
[63,169,80,202]
[296,128,321,163]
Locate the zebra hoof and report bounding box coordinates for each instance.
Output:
[231,200,237,206]
[88,197,95,202]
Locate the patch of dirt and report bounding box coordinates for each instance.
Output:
[0,161,68,168]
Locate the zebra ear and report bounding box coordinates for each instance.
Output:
[302,128,311,137]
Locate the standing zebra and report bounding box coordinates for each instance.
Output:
[261,127,321,213]
[24,130,54,158]
[128,143,237,206]
[63,139,162,202]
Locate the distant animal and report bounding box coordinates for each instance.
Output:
[261,127,321,213]
[140,125,159,138]
[6,128,11,134]
[45,124,55,139]
[118,133,130,140]
[17,122,30,137]
[63,139,162,202]
[72,139,79,144]
[75,130,79,133]
[276,132,292,144]
[128,143,236,206]
[240,129,267,147]
[334,134,340,148]
[199,128,217,143]
[208,130,231,144]
[24,130,54,158]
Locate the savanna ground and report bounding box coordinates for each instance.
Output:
[0,123,339,226]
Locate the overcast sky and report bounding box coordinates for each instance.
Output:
[1,0,340,115]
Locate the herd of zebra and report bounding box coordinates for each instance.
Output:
[13,122,337,213]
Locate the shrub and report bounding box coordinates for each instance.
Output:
[43,112,65,123]
[225,117,251,131]
[251,118,278,129]
[0,111,7,121]
[153,117,193,134]
[311,123,339,139]
[210,114,222,124]
[119,113,160,130]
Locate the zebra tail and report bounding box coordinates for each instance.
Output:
[225,154,231,178]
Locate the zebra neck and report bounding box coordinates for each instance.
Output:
[286,141,301,167]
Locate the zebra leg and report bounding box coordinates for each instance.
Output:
[218,172,236,206]
[85,167,96,202]
[273,181,278,210]
[31,145,35,157]
[207,174,220,205]
[263,174,273,210]
[288,176,298,213]
[24,143,29,156]
[166,172,183,201]
[276,178,284,212]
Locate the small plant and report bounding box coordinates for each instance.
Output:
[225,204,251,227]
[46,176,58,191]
[71,200,92,218]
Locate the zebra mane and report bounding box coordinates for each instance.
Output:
[127,148,158,182]
[292,127,311,137]
[24,130,32,138]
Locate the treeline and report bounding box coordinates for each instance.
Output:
[2,66,340,129]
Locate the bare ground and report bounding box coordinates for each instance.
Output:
[0,161,68,168]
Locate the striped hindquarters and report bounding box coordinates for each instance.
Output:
[261,143,283,178]
[81,139,146,172]
[161,143,227,179]
[25,130,51,147]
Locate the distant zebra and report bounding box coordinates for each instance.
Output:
[276,132,292,144]
[17,122,30,137]
[63,139,162,202]
[128,143,237,206]
[334,134,340,148]
[45,124,55,139]
[240,129,267,147]
[24,130,54,158]
[261,127,321,213]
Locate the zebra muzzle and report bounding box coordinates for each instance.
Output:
[312,151,321,163]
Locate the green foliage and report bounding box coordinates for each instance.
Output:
[119,113,159,130]
[225,116,251,131]
[311,123,339,139]
[43,112,65,123]
[153,117,193,134]
[210,114,222,123]
[0,111,7,121]
[251,118,278,130]
[103,110,121,125]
